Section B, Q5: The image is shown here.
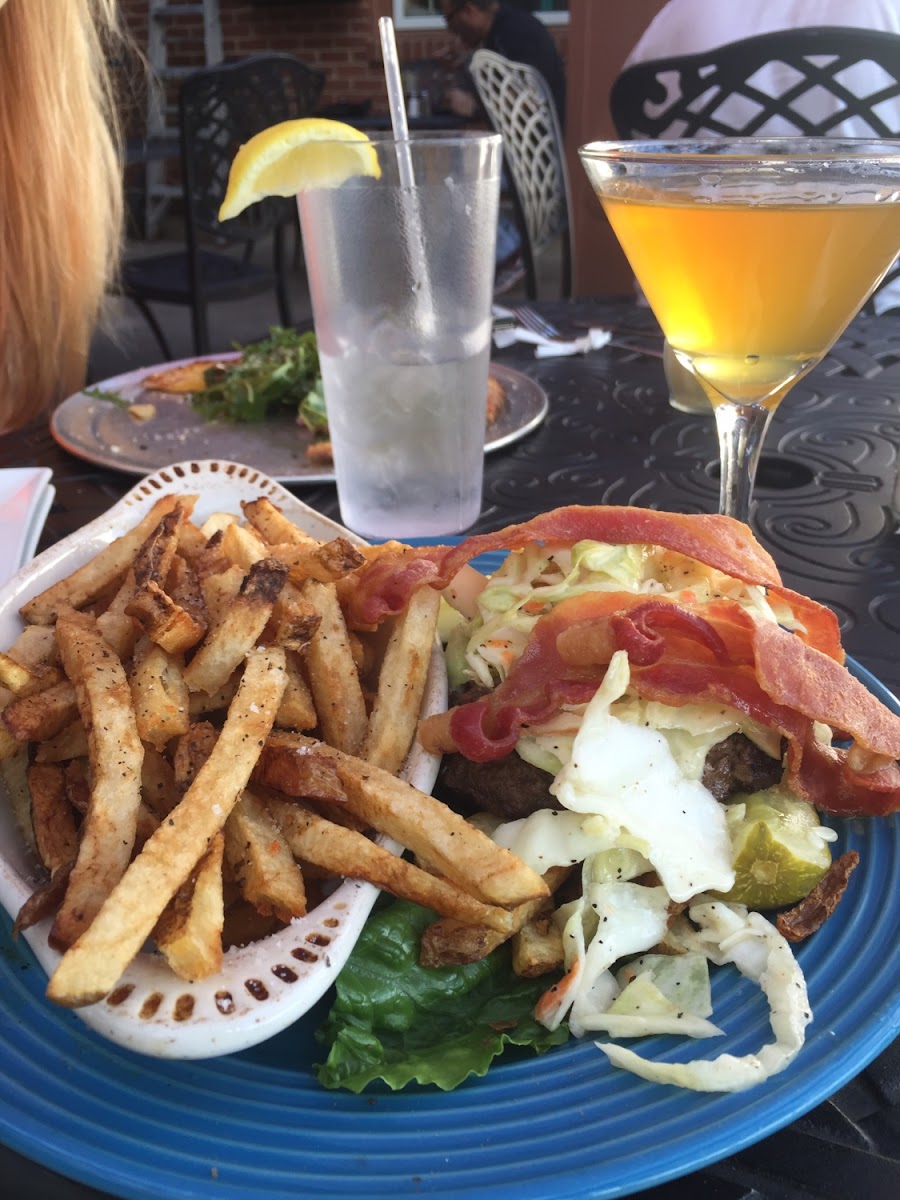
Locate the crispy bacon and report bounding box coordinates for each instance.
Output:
[776,852,860,941]
[343,506,842,660]
[416,591,900,816]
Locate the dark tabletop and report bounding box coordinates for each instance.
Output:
[1,297,898,1198]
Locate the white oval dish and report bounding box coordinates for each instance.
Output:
[0,460,446,1059]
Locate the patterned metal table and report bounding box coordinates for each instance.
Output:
[0,299,898,1198]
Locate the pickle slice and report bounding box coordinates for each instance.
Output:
[715,788,833,910]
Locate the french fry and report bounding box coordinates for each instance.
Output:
[199,512,239,539]
[224,789,307,921]
[511,910,565,978]
[274,650,317,731]
[153,833,225,980]
[172,721,219,792]
[0,748,36,853]
[28,763,79,874]
[62,759,90,815]
[300,579,368,755]
[14,864,73,937]
[0,623,58,680]
[183,558,289,694]
[272,537,365,586]
[166,554,208,631]
[33,719,89,763]
[363,585,440,774]
[188,676,239,717]
[218,520,270,571]
[0,653,59,697]
[125,581,206,655]
[252,730,346,803]
[217,521,321,651]
[129,639,191,750]
[95,569,141,661]
[20,495,196,624]
[269,797,513,932]
[241,497,317,547]
[200,564,245,625]
[419,867,570,968]
[132,507,182,590]
[45,645,287,1006]
[140,746,180,818]
[49,611,145,950]
[1,680,78,746]
[294,736,548,908]
[0,687,22,762]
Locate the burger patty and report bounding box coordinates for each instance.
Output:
[435,750,561,821]
[700,732,783,801]
[434,731,783,822]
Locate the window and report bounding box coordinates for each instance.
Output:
[392,2,568,30]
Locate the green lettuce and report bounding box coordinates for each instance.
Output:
[315,900,568,1092]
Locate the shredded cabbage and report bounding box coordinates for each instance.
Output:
[551,653,735,902]
[596,898,812,1091]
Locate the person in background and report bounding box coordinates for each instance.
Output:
[0,0,124,435]
[622,0,900,312]
[624,0,900,137]
[438,1,567,287]
[439,0,566,130]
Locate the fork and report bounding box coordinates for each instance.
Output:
[512,305,563,340]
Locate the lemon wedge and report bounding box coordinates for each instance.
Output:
[218,118,381,222]
[714,787,833,910]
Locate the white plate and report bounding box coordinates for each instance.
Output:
[0,460,446,1059]
[0,468,54,589]
[51,359,549,483]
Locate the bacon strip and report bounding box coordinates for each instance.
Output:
[417,593,900,816]
[343,507,842,660]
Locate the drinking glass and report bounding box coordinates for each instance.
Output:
[579,139,900,522]
[296,131,502,540]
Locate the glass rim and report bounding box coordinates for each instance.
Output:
[578,136,900,164]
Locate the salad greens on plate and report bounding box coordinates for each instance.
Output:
[187,327,325,430]
[87,326,328,435]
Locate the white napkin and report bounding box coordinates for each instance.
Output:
[492,306,612,358]
[0,468,54,589]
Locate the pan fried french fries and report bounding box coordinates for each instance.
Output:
[1,490,545,1015]
[153,833,225,980]
[46,646,287,1005]
[363,585,440,774]
[50,610,145,950]
[419,867,571,968]
[20,495,196,624]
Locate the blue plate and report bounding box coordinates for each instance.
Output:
[1,540,898,1199]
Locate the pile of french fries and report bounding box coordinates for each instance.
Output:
[0,495,550,1010]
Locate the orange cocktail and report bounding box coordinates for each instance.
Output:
[600,191,900,409]
[579,138,900,522]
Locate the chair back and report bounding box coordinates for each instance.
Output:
[610,26,900,139]
[179,53,326,245]
[610,26,900,313]
[469,48,572,298]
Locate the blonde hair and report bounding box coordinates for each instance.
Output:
[0,0,124,433]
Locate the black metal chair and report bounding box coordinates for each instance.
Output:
[121,53,325,358]
[469,48,573,300]
[609,26,900,312]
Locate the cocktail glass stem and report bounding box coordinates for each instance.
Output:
[713,401,775,523]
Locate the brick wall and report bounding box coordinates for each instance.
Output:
[119,0,568,115]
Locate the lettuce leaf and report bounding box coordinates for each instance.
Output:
[314,900,568,1092]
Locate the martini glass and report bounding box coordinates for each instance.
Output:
[578,138,900,523]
